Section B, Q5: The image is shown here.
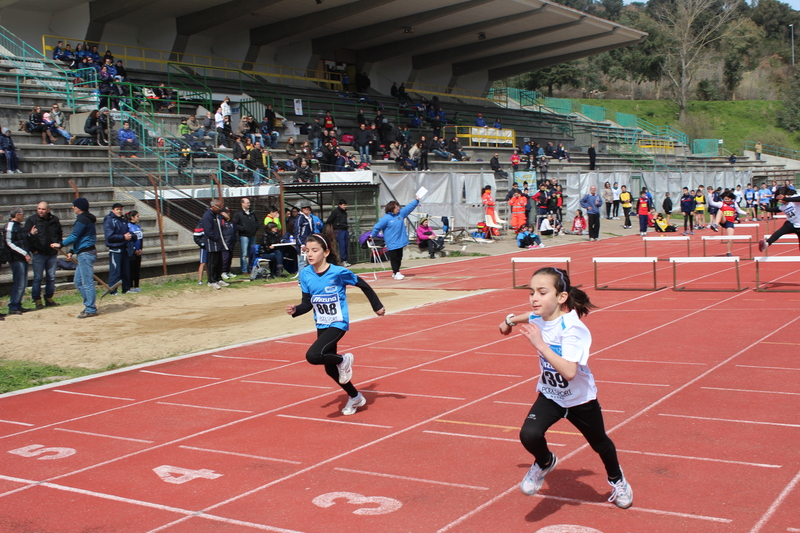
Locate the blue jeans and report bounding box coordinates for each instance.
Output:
[74,251,97,314]
[239,236,252,273]
[358,145,370,163]
[253,169,264,186]
[31,253,57,301]
[259,249,283,273]
[336,229,349,262]
[265,132,279,149]
[8,260,28,311]
[312,137,321,151]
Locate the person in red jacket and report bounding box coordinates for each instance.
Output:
[482,185,501,231]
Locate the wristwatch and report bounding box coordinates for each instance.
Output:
[505,313,516,327]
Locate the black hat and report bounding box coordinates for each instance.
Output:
[112,203,124,209]
[73,198,89,211]
[338,199,347,205]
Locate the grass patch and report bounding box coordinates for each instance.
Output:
[0,360,117,394]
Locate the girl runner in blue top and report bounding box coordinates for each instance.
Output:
[286,233,386,415]
[499,267,633,509]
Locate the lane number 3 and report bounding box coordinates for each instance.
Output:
[312,492,402,515]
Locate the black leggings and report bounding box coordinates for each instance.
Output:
[684,212,692,231]
[386,247,403,274]
[605,202,612,219]
[129,253,141,288]
[520,393,622,481]
[306,327,358,397]
[767,221,800,250]
[623,206,631,227]
[612,200,620,217]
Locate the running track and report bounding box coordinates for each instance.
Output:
[1,226,799,533]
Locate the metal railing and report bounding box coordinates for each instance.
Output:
[692,139,720,156]
[73,78,212,116]
[581,104,606,122]
[42,35,342,92]
[744,141,800,161]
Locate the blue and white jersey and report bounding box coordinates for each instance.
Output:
[758,188,773,204]
[780,200,800,228]
[127,222,143,251]
[300,264,359,331]
[529,309,597,408]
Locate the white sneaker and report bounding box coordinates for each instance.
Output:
[393,272,405,280]
[337,352,354,384]
[520,453,558,495]
[342,261,351,267]
[608,473,633,509]
[197,281,203,286]
[227,273,237,279]
[208,282,221,290]
[218,280,230,287]
[539,243,546,248]
[342,392,366,415]
[221,272,229,280]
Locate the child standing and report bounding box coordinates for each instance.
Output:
[693,187,706,229]
[499,268,633,508]
[126,210,143,292]
[636,191,651,236]
[662,192,673,225]
[619,185,632,229]
[680,187,696,235]
[286,234,385,416]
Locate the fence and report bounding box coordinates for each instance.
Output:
[692,139,720,156]
[743,141,800,161]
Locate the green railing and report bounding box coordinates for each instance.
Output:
[615,112,638,129]
[543,97,572,115]
[743,141,800,161]
[692,139,720,156]
[73,79,212,116]
[638,118,688,145]
[580,104,606,122]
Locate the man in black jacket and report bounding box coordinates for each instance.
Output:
[353,123,372,164]
[103,203,132,295]
[5,207,32,315]
[325,199,350,267]
[198,199,228,289]
[490,153,508,180]
[232,197,258,275]
[588,143,597,170]
[24,201,62,309]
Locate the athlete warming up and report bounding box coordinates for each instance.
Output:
[286,234,386,415]
[498,267,633,508]
[759,187,800,252]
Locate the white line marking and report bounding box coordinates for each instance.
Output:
[736,365,800,371]
[596,358,706,366]
[157,402,254,413]
[212,355,290,362]
[140,370,220,380]
[475,352,535,357]
[617,449,781,468]
[531,493,731,523]
[494,401,530,406]
[750,468,800,533]
[787,528,800,532]
[334,467,489,491]
[420,369,523,378]
[701,386,800,396]
[53,390,135,401]
[0,419,34,427]
[354,364,398,369]
[363,390,465,400]
[382,346,451,353]
[276,414,392,429]
[659,413,800,428]
[53,428,154,443]
[241,380,334,390]
[274,340,311,346]
[178,446,301,464]
[0,473,37,484]
[595,380,670,387]
[422,430,566,446]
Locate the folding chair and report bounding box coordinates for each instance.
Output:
[485,214,504,240]
[367,238,387,280]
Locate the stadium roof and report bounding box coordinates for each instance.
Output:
[7,0,646,85]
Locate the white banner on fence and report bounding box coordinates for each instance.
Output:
[469,127,513,146]
[319,170,372,183]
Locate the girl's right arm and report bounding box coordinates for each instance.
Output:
[499,312,529,336]
[286,292,313,317]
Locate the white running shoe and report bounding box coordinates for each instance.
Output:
[227,273,237,279]
[539,243,546,248]
[710,223,720,232]
[520,453,558,495]
[393,272,405,280]
[337,352,354,384]
[218,280,230,287]
[221,272,229,280]
[342,261,351,267]
[208,282,221,290]
[608,473,633,509]
[342,392,366,415]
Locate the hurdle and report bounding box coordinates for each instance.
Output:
[767,214,787,232]
[702,235,753,260]
[754,256,800,292]
[761,234,800,256]
[593,257,664,291]
[511,257,570,288]
[736,223,760,240]
[642,236,690,259]
[670,257,746,292]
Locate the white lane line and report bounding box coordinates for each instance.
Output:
[354,364,398,369]
[787,528,800,532]
[212,355,290,362]
[659,413,800,428]
[736,365,800,371]
[53,428,154,443]
[617,449,781,468]
[420,369,523,378]
[363,390,465,400]
[596,380,670,387]
[750,468,800,533]
[0,473,36,484]
[276,414,392,429]
[157,402,254,413]
[475,352,535,357]
[532,493,731,523]
[596,358,706,366]
[334,467,489,491]
[274,341,312,346]
[423,430,566,446]
[241,380,334,390]
[178,445,301,464]
[494,401,530,406]
[140,370,220,380]
[382,346,452,353]
[702,386,800,396]
[53,390,136,401]
[0,419,34,427]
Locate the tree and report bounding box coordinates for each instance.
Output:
[651,0,744,119]
[600,10,666,98]
[523,63,582,97]
[778,71,800,132]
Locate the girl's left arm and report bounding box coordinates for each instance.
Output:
[355,277,385,315]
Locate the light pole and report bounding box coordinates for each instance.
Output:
[791,24,795,67]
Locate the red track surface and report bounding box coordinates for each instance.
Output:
[2,226,800,533]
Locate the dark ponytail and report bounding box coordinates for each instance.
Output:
[534,267,597,317]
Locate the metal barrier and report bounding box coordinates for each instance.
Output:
[692,139,720,156]
[581,104,606,122]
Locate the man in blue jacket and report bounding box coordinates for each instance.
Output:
[197,199,228,289]
[371,196,420,280]
[293,202,315,274]
[580,185,603,241]
[51,198,98,318]
[103,203,132,294]
[117,121,140,157]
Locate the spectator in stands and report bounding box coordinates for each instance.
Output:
[388,141,403,167]
[374,109,391,145]
[0,129,20,173]
[588,143,597,170]
[262,111,279,149]
[97,65,114,109]
[322,110,336,133]
[493,118,503,129]
[490,153,507,180]
[418,135,430,171]
[214,106,226,143]
[298,140,314,165]
[201,111,219,145]
[309,117,323,151]
[52,41,64,61]
[356,108,367,125]
[398,82,412,104]
[475,113,486,127]
[118,121,140,157]
[84,109,106,146]
[448,136,467,161]
[544,141,555,158]
[396,125,412,146]
[430,136,449,160]
[98,107,114,146]
[74,43,86,59]
[248,141,268,186]
[88,46,101,65]
[295,159,314,183]
[48,104,73,144]
[153,83,175,113]
[219,115,233,148]
[233,197,259,275]
[390,82,399,99]
[510,150,520,172]
[59,44,74,64]
[102,57,117,78]
[729,153,737,164]
[556,142,572,162]
[28,106,55,145]
[104,202,133,295]
[114,60,127,81]
[353,123,372,164]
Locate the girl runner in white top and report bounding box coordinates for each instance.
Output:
[759,187,800,252]
[499,267,633,508]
